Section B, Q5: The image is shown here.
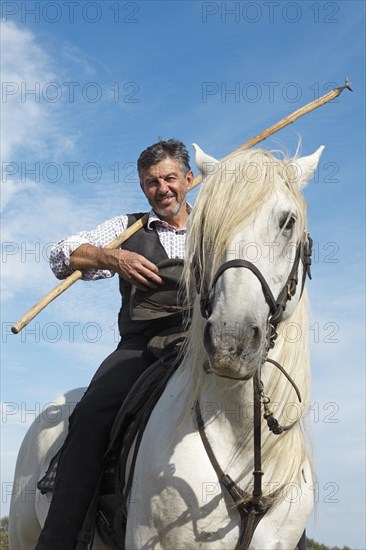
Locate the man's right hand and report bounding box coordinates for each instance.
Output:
[107,249,164,290]
[69,244,163,291]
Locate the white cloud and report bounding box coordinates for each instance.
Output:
[1,177,37,212]
[0,21,82,215]
[1,21,56,159]
[61,43,98,77]
[0,22,112,298]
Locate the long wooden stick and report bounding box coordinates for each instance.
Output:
[11,78,352,334]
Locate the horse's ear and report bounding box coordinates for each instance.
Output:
[293,146,325,189]
[192,143,219,178]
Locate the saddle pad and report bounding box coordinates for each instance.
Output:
[37,448,61,494]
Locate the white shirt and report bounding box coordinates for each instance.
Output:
[49,208,190,281]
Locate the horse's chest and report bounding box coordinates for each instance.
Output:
[127,430,243,548]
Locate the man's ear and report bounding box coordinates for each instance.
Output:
[186,170,195,191]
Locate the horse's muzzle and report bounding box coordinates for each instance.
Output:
[203,319,264,374]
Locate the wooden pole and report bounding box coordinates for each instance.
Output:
[11,79,352,334]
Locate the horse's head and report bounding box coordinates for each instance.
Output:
[188,143,324,380]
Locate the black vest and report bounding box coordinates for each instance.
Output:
[118,213,186,339]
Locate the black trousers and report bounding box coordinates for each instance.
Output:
[36,337,155,550]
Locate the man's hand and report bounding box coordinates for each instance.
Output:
[108,249,163,290]
[69,244,163,291]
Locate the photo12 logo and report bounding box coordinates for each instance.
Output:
[201,2,340,24]
[201,81,341,104]
[2,160,139,185]
[1,2,140,24]
[2,81,139,104]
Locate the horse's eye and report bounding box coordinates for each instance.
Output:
[279,214,296,231]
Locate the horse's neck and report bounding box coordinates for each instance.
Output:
[199,374,253,427]
[197,374,256,471]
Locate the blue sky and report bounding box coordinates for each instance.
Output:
[1,1,365,547]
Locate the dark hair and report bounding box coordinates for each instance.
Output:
[137,139,191,179]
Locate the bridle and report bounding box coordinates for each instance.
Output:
[199,233,313,325]
[198,233,312,373]
[194,232,313,549]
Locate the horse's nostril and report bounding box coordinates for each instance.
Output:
[252,326,261,343]
[239,325,261,355]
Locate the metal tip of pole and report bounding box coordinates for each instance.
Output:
[344,77,353,92]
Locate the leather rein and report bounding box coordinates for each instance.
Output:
[194,233,313,549]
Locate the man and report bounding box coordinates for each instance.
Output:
[36,139,194,549]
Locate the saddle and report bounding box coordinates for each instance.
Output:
[37,335,183,550]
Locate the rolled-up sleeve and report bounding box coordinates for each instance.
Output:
[50,215,129,280]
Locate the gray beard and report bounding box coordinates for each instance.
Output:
[154,198,184,218]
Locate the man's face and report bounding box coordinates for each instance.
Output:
[140,157,193,220]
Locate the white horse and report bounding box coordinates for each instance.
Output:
[9,143,324,549]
